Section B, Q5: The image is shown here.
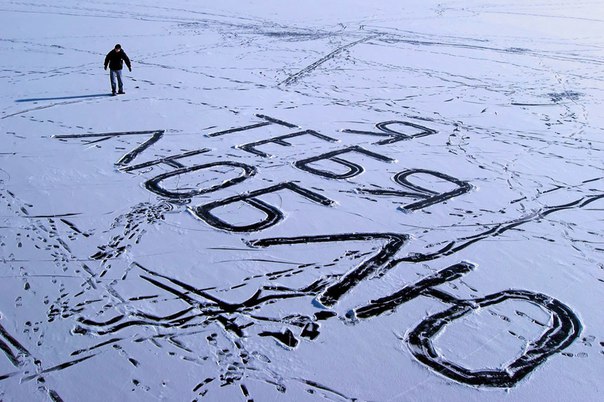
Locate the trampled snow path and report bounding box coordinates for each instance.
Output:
[1,1,603,400]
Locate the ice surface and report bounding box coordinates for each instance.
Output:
[1,1,603,400]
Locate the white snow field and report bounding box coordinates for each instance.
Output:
[1,1,603,400]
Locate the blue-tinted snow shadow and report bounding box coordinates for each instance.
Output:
[16,94,111,102]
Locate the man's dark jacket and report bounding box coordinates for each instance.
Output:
[104,49,131,71]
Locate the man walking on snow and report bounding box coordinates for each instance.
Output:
[104,44,131,95]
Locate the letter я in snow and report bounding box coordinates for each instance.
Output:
[104,44,132,95]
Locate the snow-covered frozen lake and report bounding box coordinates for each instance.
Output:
[1,1,603,400]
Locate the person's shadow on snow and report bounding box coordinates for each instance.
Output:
[15,94,112,103]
